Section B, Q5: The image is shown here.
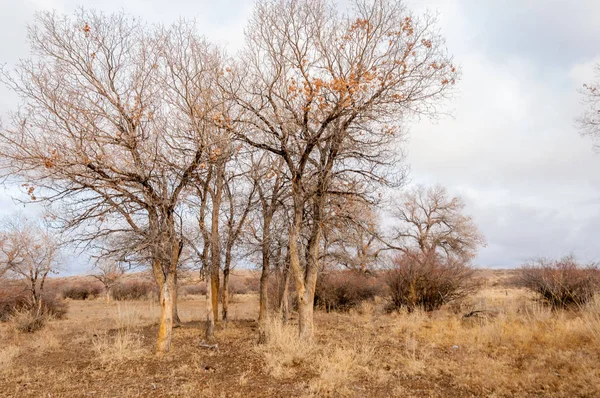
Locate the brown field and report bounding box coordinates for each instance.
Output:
[1,270,600,397]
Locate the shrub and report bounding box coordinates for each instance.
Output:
[61,281,103,300]
[267,269,297,311]
[518,256,600,309]
[13,309,46,333]
[385,252,480,312]
[244,273,261,293]
[40,294,69,319]
[179,284,206,296]
[0,287,68,322]
[314,271,382,312]
[111,280,158,301]
[228,277,249,295]
[0,288,28,322]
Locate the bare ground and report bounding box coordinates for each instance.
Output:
[1,285,600,397]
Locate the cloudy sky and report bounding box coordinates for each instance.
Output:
[1,0,599,271]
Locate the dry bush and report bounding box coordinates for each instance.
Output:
[11,309,46,333]
[255,316,375,396]
[0,286,28,322]
[266,270,297,312]
[518,256,600,309]
[385,252,480,312]
[0,287,68,324]
[244,273,260,293]
[314,271,382,312]
[39,294,69,320]
[61,280,104,300]
[228,276,249,295]
[179,284,206,297]
[308,344,374,396]
[113,302,160,329]
[381,297,600,396]
[111,280,159,301]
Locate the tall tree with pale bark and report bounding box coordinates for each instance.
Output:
[222,0,458,338]
[0,11,223,353]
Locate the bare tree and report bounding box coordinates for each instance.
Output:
[221,158,256,322]
[222,0,458,338]
[322,196,383,272]
[578,63,600,147]
[0,12,222,353]
[91,259,125,304]
[388,185,485,262]
[245,153,289,339]
[0,213,60,315]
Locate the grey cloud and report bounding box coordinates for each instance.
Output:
[2,0,600,270]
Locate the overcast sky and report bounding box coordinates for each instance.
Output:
[1,0,600,271]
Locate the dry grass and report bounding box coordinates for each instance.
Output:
[0,276,599,397]
[253,285,600,397]
[0,345,20,371]
[255,317,316,378]
[92,329,147,365]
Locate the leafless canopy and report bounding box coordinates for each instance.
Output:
[0,10,223,352]
[221,0,459,338]
[0,213,60,312]
[578,64,600,148]
[389,185,485,263]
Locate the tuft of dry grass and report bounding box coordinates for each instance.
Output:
[92,329,146,365]
[308,343,374,396]
[113,301,160,329]
[256,316,376,396]
[254,317,316,378]
[0,345,20,371]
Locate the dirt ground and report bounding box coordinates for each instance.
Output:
[1,283,600,397]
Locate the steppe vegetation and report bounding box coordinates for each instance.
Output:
[1,270,600,397]
[1,0,600,397]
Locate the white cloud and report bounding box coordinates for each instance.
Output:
[2,0,600,270]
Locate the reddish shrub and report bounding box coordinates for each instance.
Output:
[314,270,382,312]
[179,283,206,296]
[61,281,103,300]
[0,285,68,323]
[385,252,480,312]
[228,276,249,295]
[244,273,260,293]
[518,256,600,309]
[111,280,159,301]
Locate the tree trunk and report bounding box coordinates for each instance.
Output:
[172,272,181,326]
[156,272,176,353]
[258,214,273,343]
[288,182,318,339]
[258,217,272,322]
[210,162,224,322]
[205,273,215,341]
[105,288,111,305]
[298,202,322,339]
[221,255,230,322]
[279,257,291,325]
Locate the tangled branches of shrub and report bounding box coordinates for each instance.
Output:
[518,256,600,309]
[61,281,103,300]
[385,251,480,312]
[314,270,382,312]
[0,286,68,323]
[111,280,158,301]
